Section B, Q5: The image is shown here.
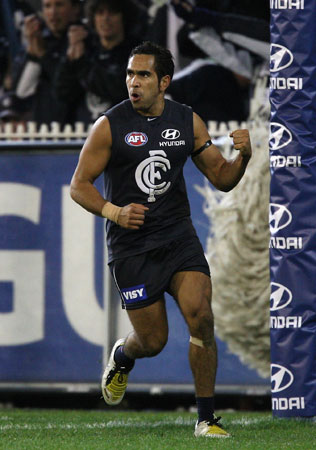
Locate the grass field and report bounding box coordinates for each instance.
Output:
[0,408,315,449]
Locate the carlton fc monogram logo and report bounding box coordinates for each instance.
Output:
[135,150,171,202]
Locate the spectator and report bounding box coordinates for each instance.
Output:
[0,34,10,95]
[168,0,269,123]
[172,0,269,61]
[0,0,35,95]
[168,60,249,123]
[12,0,82,126]
[55,0,144,124]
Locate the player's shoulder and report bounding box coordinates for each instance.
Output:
[164,98,193,125]
[104,99,133,120]
[166,98,192,113]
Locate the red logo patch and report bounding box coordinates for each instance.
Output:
[125,132,148,147]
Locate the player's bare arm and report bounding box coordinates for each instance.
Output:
[70,115,112,215]
[70,116,148,230]
[192,112,252,192]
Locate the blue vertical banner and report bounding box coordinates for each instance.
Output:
[270,1,316,417]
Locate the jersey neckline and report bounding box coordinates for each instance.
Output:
[127,98,171,122]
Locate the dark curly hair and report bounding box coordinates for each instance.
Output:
[84,0,135,32]
[129,41,175,82]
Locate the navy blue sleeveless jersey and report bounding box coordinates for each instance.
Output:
[104,98,198,262]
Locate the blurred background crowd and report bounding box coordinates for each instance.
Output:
[0,0,269,127]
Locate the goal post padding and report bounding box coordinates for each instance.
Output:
[270,1,316,417]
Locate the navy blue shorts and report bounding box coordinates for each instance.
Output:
[109,235,210,310]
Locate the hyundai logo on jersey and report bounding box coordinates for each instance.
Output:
[125,132,148,146]
[121,284,148,304]
[161,129,180,139]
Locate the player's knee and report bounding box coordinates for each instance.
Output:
[141,334,168,357]
[189,311,215,341]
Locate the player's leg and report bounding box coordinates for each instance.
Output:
[102,298,168,405]
[170,270,229,437]
[102,248,170,406]
[124,297,169,359]
[170,271,216,397]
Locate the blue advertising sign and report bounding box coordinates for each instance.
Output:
[270,1,316,417]
[0,151,267,390]
[0,153,105,382]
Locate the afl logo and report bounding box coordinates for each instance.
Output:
[125,132,148,147]
[161,129,180,140]
[270,44,293,73]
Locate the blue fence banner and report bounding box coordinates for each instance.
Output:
[0,152,268,390]
[270,1,316,417]
[0,154,105,382]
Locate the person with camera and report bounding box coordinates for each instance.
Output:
[12,0,82,126]
[55,0,144,124]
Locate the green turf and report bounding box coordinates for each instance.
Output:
[0,408,315,449]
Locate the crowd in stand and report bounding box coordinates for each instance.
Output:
[0,0,269,127]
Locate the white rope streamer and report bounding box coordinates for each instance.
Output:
[197,75,270,377]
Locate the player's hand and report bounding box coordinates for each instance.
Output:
[229,129,252,160]
[117,203,149,230]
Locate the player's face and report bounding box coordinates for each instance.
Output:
[42,0,74,36]
[126,54,169,115]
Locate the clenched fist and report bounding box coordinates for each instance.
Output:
[230,129,252,160]
[117,203,149,230]
[67,25,88,60]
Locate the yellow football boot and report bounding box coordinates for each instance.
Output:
[101,338,130,406]
[194,417,230,438]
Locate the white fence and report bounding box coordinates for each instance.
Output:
[0,120,247,142]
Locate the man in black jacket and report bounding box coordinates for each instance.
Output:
[55,0,143,124]
[13,0,81,125]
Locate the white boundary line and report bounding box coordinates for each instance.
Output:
[0,417,196,431]
[0,416,275,431]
